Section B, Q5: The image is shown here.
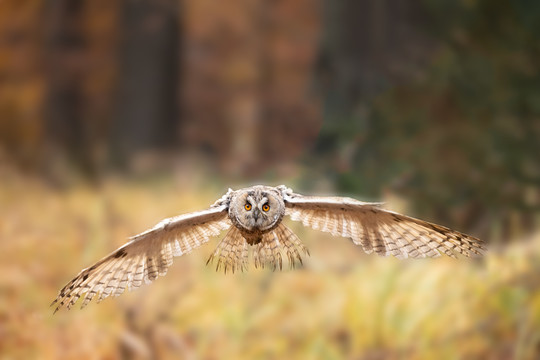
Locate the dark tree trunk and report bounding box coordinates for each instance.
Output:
[316,0,432,118]
[44,0,121,180]
[44,0,94,176]
[111,0,180,166]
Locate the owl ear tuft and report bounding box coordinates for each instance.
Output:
[212,188,234,208]
[276,185,293,197]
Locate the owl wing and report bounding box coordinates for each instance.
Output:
[283,191,485,259]
[52,205,231,313]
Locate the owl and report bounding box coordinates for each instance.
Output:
[52,185,485,312]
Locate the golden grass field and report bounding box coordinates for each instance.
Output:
[0,170,539,359]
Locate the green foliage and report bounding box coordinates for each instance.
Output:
[315,0,540,236]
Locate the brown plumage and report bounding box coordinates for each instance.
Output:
[52,185,485,313]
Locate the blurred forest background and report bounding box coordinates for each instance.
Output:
[1,0,540,359]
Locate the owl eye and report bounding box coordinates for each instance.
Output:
[244,203,252,211]
[262,204,270,212]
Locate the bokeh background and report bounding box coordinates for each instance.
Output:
[1,0,539,359]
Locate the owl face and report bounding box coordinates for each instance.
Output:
[229,186,285,234]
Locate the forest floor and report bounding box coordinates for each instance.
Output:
[1,170,539,359]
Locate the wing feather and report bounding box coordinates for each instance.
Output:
[52,205,231,312]
[284,192,485,259]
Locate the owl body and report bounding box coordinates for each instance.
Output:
[52,185,486,312]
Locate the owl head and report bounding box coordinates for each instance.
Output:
[229,186,285,234]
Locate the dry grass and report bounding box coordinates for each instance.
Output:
[0,171,539,359]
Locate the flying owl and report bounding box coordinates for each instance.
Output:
[52,185,485,312]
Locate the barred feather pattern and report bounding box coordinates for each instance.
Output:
[206,227,248,273]
[207,223,309,273]
[52,186,487,314]
[51,207,231,313]
[284,196,486,259]
[253,223,309,270]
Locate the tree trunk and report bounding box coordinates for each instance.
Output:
[111,0,180,167]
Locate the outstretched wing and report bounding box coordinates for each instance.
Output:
[283,192,485,259]
[52,205,231,313]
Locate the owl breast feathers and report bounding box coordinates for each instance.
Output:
[52,185,485,312]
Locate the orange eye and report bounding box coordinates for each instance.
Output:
[262,204,270,212]
[244,203,252,211]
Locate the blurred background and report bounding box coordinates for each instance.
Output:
[1,0,539,359]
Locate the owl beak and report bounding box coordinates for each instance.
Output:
[253,208,261,220]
